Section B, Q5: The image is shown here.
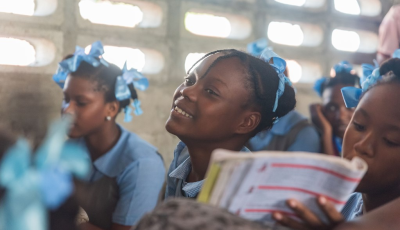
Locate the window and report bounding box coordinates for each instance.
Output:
[334,0,360,15]
[332,29,359,52]
[85,45,164,74]
[273,0,325,8]
[79,0,162,28]
[0,0,57,16]
[275,0,306,6]
[0,37,35,66]
[286,60,302,83]
[267,21,323,47]
[185,12,230,38]
[0,0,35,16]
[285,59,322,83]
[185,10,251,39]
[185,53,206,73]
[334,0,381,17]
[331,29,378,53]
[79,0,143,28]
[268,22,303,46]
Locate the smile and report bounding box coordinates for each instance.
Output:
[174,106,193,118]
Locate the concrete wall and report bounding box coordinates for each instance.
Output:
[0,0,392,167]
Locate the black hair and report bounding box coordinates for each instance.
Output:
[317,72,360,96]
[360,58,400,98]
[63,55,138,112]
[379,58,400,77]
[188,49,296,134]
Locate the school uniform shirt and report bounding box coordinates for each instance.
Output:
[248,111,321,153]
[341,193,363,221]
[72,125,165,227]
[165,141,250,198]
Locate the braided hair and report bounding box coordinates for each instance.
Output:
[63,55,137,113]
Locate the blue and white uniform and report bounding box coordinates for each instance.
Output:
[165,141,250,198]
[73,125,165,227]
[248,111,321,153]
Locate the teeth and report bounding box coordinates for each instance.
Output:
[174,106,193,118]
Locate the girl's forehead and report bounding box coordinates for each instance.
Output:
[64,76,100,95]
[359,84,400,123]
[190,53,225,74]
[195,54,244,79]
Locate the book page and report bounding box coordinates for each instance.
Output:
[222,153,367,223]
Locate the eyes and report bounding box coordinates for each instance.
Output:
[184,77,195,86]
[183,76,219,96]
[352,121,400,147]
[324,104,353,113]
[352,121,365,132]
[62,97,87,108]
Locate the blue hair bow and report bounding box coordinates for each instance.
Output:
[52,41,109,88]
[0,116,90,230]
[260,48,292,113]
[360,61,379,85]
[313,77,328,97]
[333,61,353,74]
[247,38,269,57]
[342,68,381,108]
[115,63,149,122]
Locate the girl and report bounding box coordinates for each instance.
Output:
[54,42,165,230]
[311,61,360,156]
[273,58,400,229]
[165,49,296,198]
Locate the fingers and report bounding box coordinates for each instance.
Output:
[317,196,344,224]
[273,212,309,230]
[286,199,325,228]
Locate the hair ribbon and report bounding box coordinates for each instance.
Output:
[342,48,400,108]
[247,38,269,57]
[260,48,292,113]
[333,61,353,74]
[53,41,109,88]
[0,116,90,230]
[115,62,149,122]
[341,68,381,108]
[313,61,354,97]
[313,77,328,97]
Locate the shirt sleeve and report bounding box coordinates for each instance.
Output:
[112,156,165,226]
[287,125,321,153]
[378,6,400,56]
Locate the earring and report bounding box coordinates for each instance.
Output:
[106,116,111,121]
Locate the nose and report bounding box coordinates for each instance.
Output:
[62,101,75,116]
[180,85,197,102]
[354,131,375,158]
[337,106,352,123]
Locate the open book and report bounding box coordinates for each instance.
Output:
[198,149,367,224]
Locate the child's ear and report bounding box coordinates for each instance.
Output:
[106,101,120,119]
[236,112,261,135]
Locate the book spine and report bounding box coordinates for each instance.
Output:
[197,163,221,203]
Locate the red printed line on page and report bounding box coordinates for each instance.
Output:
[271,163,361,182]
[257,186,347,205]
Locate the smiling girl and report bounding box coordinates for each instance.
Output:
[164,49,296,198]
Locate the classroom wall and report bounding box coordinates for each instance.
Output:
[0,0,391,167]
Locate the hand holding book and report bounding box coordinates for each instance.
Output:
[198,149,367,228]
